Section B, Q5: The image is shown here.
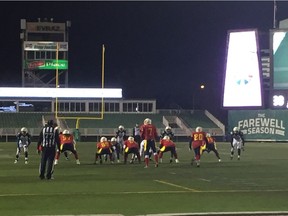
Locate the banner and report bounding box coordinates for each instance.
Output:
[24,41,68,51]
[228,110,288,141]
[25,60,68,70]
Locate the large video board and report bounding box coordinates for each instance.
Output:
[222,29,263,108]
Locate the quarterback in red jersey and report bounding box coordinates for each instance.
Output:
[140,118,159,168]
[158,135,179,164]
[123,136,141,164]
[189,126,208,167]
[54,129,80,165]
[94,137,113,164]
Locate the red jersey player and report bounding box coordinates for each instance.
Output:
[158,135,179,164]
[203,133,221,162]
[123,136,141,164]
[54,129,80,165]
[140,118,159,168]
[189,126,208,167]
[94,137,113,164]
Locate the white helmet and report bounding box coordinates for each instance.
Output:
[128,136,134,141]
[144,118,151,125]
[206,133,211,137]
[233,127,239,132]
[165,126,171,131]
[100,137,107,142]
[163,135,170,140]
[111,137,117,142]
[118,125,124,130]
[21,127,28,133]
[63,129,70,135]
[196,126,202,132]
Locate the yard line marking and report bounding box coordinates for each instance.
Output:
[198,178,211,182]
[1,188,288,197]
[154,180,200,192]
[136,211,288,216]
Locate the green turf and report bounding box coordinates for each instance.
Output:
[1,141,288,216]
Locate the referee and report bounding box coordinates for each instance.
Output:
[37,119,60,180]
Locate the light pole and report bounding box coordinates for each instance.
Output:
[192,84,205,111]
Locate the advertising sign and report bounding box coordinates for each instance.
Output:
[24,41,68,51]
[26,22,65,32]
[25,60,68,70]
[228,110,288,141]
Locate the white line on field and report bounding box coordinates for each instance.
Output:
[1,188,288,197]
[198,178,211,182]
[154,179,200,192]
[136,211,288,216]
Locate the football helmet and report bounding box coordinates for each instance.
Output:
[63,129,70,135]
[163,135,170,140]
[100,137,107,142]
[195,126,202,132]
[118,125,124,130]
[128,136,134,141]
[233,127,239,132]
[111,137,117,142]
[206,133,211,137]
[165,126,171,132]
[21,127,28,133]
[144,118,152,125]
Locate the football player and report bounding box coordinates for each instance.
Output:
[189,126,208,167]
[116,125,127,153]
[158,135,179,164]
[230,127,244,160]
[110,137,121,163]
[54,129,80,165]
[140,118,159,168]
[14,127,31,164]
[94,137,113,164]
[230,126,245,151]
[203,133,221,162]
[160,126,175,163]
[123,136,141,164]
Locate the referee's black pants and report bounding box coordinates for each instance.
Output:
[39,147,56,179]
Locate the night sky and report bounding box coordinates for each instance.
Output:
[0,1,288,122]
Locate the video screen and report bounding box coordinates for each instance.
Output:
[272,30,288,89]
[222,29,263,108]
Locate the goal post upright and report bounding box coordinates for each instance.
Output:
[55,44,107,129]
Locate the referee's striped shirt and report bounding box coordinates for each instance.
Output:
[38,126,60,148]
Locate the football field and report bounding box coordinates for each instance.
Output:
[1,141,288,216]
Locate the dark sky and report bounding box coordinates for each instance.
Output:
[0,1,287,122]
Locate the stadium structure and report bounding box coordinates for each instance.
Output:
[0,18,225,142]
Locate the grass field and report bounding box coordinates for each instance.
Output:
[1,141,288,216]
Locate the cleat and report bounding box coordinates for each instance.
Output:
[175,159,179,163]
[238,156,240,160]
[144,165,148,168]
[25,160,28,164]
[129,160,134,164]
[14,160,18,164]
[169,158,173,163]
[230,155,233,160]
[54,159,58,165]
[218,159,221,162]
[117,159,120,163]
[159,158,163,163]
[65,157,69,161]
[155,163,159,168]
[100,159,103,164]
[76,159,80,165]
